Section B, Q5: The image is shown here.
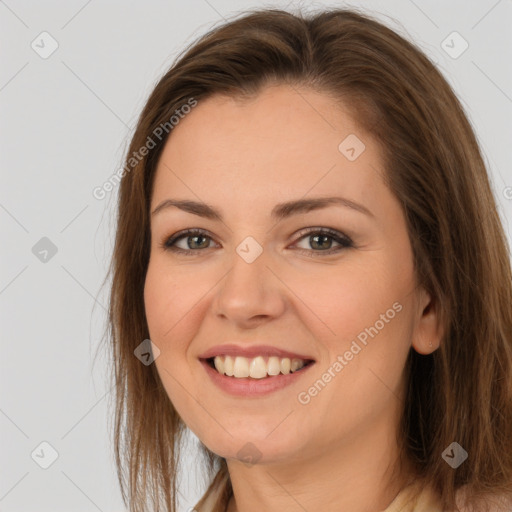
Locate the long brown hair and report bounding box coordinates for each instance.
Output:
[99,6,512,512]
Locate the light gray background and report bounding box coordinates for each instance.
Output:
[1,1,511,511]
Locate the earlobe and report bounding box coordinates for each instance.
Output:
[411,291,444,355]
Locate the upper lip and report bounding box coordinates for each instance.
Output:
[198,344,316,361]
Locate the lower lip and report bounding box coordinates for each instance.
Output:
[200,359,315,397]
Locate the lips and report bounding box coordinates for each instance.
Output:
[200,355,316,397]
[198,344,316,361]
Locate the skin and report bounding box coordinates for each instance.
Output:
[144,83,444,512]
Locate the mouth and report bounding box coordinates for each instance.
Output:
[201,355,316,379]
[199,355,316,397]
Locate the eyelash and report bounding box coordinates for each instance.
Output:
[159,227,354,257]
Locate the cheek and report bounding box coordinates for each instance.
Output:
[143,258,210,370]
[295,256,414,408]
[297,260,407,344]
[144,259,194,341]
[295,277,413,446]
[144,263,169,339]
[144,261,206,428]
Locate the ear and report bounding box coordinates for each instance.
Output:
[411,287,444,355]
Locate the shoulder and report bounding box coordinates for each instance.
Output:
[455,485,512,512]
[384,482,443,512]
[401,482,512,512]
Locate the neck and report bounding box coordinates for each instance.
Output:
[224,412,415,512]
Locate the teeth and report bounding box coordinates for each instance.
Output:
[213,356,225,375]
[223,355,234,376]
[249,356,267,379]
[212,355,308,378]
[233,356,250,378]
[290,359,302,372]
[267,356,281,376]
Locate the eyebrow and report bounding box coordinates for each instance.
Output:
[151,196,374,220]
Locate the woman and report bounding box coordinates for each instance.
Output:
[103,7,512,512]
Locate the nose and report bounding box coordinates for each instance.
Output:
[212,244,286,328]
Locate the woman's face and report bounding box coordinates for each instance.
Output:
[144,84,438,466]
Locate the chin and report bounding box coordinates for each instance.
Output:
[199,429,308,466]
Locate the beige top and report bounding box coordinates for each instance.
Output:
[194,477,445,512]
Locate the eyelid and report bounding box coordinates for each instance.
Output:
[289,227,354,256]
[160,228,218,253]
[291,226,352,244]
[160,226,354,255]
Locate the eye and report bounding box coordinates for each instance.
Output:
[290,227,353,257]
[160,227,354,257]
[160,229,218,256]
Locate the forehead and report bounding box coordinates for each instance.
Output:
[152,84,385,215]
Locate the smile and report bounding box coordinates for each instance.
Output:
[208,355,314,378]
[199,356,316,397]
